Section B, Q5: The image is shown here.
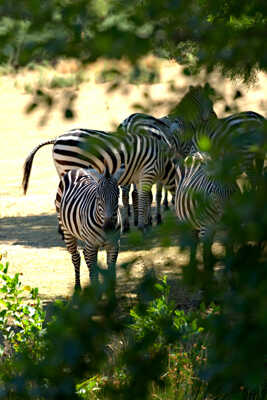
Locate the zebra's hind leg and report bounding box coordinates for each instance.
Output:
[83,245,99,285]
[132,184,139,226]
[56,213,65,241]
[63,231,81,291]
[137,180,153,232]
[163,186,169,210]
[121,185,131,232]
[156,182,163,224]
[171,192,175,206]
[148,190,153,226]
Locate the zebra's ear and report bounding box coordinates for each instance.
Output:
[112,167,125,183]
[87,168,102,181]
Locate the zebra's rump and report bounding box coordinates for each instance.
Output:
[53,129,126,176]
[194,111,265,153]
[53,128,168,186]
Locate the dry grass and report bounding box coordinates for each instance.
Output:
[0,58,266,305]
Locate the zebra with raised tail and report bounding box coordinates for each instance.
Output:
[23,127,174,232]
[55,166,124,290]
[174,152,238,240]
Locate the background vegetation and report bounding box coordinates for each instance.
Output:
[0,0,267,399]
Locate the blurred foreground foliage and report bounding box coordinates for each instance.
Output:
[0,0,266,80]
[1,152,267,400]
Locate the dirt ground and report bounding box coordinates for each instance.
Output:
[0,58,266,305]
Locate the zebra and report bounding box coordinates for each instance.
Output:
[55,165,124,290]
[174,151,238,240]
[118,113,176,228]
[22,85,217,230]
[162,86,265,185]
[159,84,218,158]
[119,84,217,226]
[190,111,266,187]
[22,127,175,232]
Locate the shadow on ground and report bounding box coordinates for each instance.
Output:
[0,206,180,250]
[0,214,64,248]
[42,273,201,325]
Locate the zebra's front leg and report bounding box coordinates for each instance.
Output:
[121,185,131,232]
[156,182,163,224]
[63,232,81,291]
[83,245,99,285]
[106,243,119,293]
[137,180,152,232]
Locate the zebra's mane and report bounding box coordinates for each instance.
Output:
[169,84,215,122]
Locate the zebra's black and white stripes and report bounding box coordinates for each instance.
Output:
[118,85,218,225]
[159,84,218,157]
[23,127,174,231]
[174,152,238,239]
[55,166,124,289]
[192,111,266,185]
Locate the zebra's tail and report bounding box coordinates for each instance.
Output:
[22,139,55,194]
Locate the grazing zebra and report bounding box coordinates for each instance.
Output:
[55,166,124,289]
[119,84,217,225]
[174,152,238,240]
[159,84,218,157]
[23,127,175,232]
[191,111,266,185]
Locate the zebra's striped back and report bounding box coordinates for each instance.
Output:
[175,152,237,238]
[53,128,126,177]
[193,111,265,151]
[53,127,170,186]
[120,112,174,150]
[192,111,265,183]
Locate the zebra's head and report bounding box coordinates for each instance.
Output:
[168,84,217,128]
[161,84,217,157]
[89,166,125,232]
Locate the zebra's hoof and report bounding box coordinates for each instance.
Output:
[134,218,138,226]
[163,204,169,211]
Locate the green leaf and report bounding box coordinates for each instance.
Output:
[198,135,211,151]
